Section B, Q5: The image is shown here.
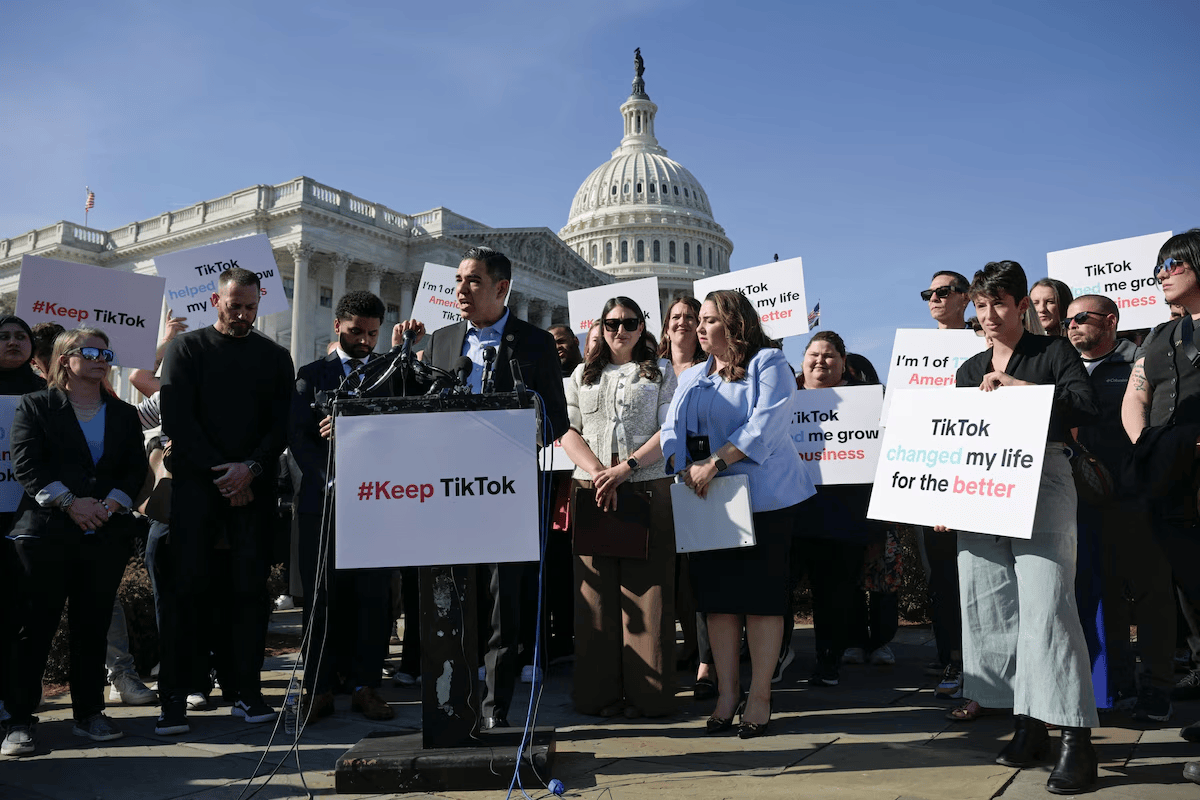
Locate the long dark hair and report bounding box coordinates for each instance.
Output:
[656,295,705,365]
[582,296,662,385]
[704,290,781,382]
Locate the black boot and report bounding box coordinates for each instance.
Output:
[1046,727,1097,794]
[996,715,1051,767]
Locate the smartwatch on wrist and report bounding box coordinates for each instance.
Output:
[626,456,639,470]
[243,460,263,478]
[713,456,728,472]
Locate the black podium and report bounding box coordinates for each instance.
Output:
[328,393,555,793]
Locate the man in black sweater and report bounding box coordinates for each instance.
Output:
[156,267,294,735]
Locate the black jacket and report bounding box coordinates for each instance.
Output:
[10,388,149,541]
[421,316,569,441]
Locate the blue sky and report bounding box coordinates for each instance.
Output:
[3,0,1198,371]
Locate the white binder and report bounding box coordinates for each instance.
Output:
[670,473,757,553]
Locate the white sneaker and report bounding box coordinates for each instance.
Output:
[1,723,35,756]
[186,693,212,711]
[274,595,295,610]
[772,647,796,684]
[109,673,158,705]
[868,645,896,666]
[520,665,543,684]
[842,647,866,665]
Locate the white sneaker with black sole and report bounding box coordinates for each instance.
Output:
[186,693,212,711]
[232,697,277,724]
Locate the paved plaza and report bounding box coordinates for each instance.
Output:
[2,611,1197,800]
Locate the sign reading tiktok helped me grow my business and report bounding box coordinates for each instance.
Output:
[867,385,1053,538]
[1047,231,1173,333]
[692,257,809,340]
[16,255,165,370]
[152,234,290,328]
[791,385,883,485]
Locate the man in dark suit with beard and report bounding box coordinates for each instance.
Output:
[290,290,395,723]
[394,245,568,729]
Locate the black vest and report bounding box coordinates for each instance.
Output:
[1145,317,1200,427]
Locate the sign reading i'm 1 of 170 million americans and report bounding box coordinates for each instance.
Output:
[880,328,988,424]
[867,385,1053,539]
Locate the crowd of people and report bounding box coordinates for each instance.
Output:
[2,234,1200,794]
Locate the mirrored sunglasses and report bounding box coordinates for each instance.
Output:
[70,347,115,363]
[1154,257,1189,280]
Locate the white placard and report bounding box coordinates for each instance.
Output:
[1047,231,1173,332]
[791,385,883,485]
[152,234,289,327]
[411,262,462,334]
[334,409,539,568]
[692,257,809,340]
[0,396,23,512]
[545,437,580,472]
[867,386,1053,538]
[15,255,165,370]
[880,329,988,424]
[568,277,661,341]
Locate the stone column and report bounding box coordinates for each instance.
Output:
[398,273,416,320]
[287,242,316,366]
[363,264,386,300]
[331,253,351,306]
[513,292,530,322]
[529,300,551,331]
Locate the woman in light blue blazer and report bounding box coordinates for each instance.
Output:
[661,290,815,738]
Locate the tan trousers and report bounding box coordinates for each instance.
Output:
[572,476,677,716]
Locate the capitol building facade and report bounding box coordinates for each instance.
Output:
[559,50,734,308]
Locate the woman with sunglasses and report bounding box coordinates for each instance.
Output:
[662,290,814,738]
[945,262,1101,794]
[1,329,148,756]
[561,297,678,718]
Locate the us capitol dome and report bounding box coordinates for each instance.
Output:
[559,49,733,307]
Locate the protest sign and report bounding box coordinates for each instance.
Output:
[0,396,23,512]
[16,255,165,370]
[568,277,660,340]
[335,409,539,567]
[791,385,883,484]
[1047,231,1173,332]
[880,329,988,424]
[410,262,463,334]
[692,257,808,340]
[152,234,289,328]
[545,437,580,472]
[867,385,1052,538]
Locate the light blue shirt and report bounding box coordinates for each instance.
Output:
[461,308,509,394]
[660,348,815,513]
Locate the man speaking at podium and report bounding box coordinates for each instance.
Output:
[394,245,568,730]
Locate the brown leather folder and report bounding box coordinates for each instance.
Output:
[571,483,652,560]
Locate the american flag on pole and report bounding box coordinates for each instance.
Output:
[807,302,820,328]
[85,188,95,211]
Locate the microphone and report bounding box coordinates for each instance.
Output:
[453,355,473,389]
[510,358,528,406]
[481,346,497,394]
[400,329,415,363]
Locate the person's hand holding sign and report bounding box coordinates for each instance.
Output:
[979,371,1033,392]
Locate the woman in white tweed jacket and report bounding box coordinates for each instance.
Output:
[561,296,678,718]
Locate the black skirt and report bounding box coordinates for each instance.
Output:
[687,502,801,616]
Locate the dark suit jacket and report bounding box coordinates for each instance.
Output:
[10,388,149,541]
[290,351,389,515]
[423,314,569,441]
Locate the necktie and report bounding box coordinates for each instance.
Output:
[348,359,364,390]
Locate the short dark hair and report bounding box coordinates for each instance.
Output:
[335,290,385,322]
[969,261,1028,303]
[549,324,583,373]
[31,321,65,363]
[806,330,847,358]
[931,271,969,293]
[219,266,261,291]
[845,353,881,385]
[1073,293,1119,321]
[462,246,512,283]
[1159,229,1200,281]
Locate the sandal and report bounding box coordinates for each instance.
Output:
[946,699,1000,722]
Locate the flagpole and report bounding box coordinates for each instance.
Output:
[85,185,90,227]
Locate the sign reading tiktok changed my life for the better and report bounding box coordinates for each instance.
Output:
[867,385,1053,539]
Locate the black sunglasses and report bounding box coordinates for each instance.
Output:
[69,347,115,363]
[920,286,965,302]
[603,318,641,332]
[1059,310,1108,330]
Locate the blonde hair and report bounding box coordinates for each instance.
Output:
[48,327,111,391]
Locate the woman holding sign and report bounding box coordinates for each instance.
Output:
[3,329,148,756]
[662,289,814,738]
[561,297,678,718]
[951,261,1101,794]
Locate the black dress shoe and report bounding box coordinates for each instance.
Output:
[996,715,1051,768]
[692,678,718,702]
[480,716,510,730]
[1046,727,1097,794]
[705,692,745,734]
[738,699,772,739]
